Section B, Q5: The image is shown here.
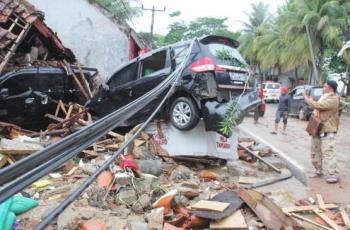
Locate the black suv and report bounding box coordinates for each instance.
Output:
[88,35,259,133]
[0,66,96,130]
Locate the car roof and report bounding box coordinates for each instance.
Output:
[293,85,322,90]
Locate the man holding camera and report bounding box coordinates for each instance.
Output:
[303,80,340,183]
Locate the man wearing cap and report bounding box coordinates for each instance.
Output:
[303,80,340,183]
[271,86,289,135]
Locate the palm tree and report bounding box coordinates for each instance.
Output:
[239,2,270,70]
[279,0,343,84]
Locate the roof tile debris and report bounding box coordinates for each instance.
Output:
[0,0,76,73]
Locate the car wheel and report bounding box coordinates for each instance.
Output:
[170,97,199,131]
[298,107,306,120]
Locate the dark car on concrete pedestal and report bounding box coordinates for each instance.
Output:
[87,35,260,135]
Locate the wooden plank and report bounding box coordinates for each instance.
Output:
[314,209,341,230]
[283,204,338,213]
[210,210,247,229]
[65,105,74,120]
[191,200,230,212]
[316,194,327,211]
[0,154,8,168]
[77,63,93,98]
[291,213,332,230]
[340,210,350,229]
[54,100,61,117]
[66,166,78,176]
[59,100,67,115]
[238,176,258,184]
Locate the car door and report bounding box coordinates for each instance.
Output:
[0,71,39,128]
[291,88,305,113]
[87,62,140,118]
[288,89,297,114]
[123,49,172,124]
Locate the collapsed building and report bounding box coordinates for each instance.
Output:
[0,0,76,72]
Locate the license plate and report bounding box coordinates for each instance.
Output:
[229,72,246,81]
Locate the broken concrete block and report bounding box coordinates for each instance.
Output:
[136,159,162,176]
[114,172,132,185]
[127,220,148,230]
[170,165,191,181]
[0,138,43,155]
[147,207,164,230]
[117,190,137,206]
[132,194,151,213]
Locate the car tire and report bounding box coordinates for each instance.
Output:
[298,107,306,120]
[170,97,200,131]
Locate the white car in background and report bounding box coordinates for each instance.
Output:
[262,82,281,103]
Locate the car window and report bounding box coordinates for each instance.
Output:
[311,88,323,97]
[294,88,304,96]
[266,83,280,89]
[141,50,167,78]
[109,62,138,87]
[2,73,36,96]
[172,45,190,68]
[36,73,65,93]
[206,43,247,68]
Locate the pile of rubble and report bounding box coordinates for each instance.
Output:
[11,126,350,230]
[0,100,92,168]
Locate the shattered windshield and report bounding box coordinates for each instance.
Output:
[207,43,247,68]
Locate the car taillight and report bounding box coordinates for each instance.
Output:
[189,57,224,73]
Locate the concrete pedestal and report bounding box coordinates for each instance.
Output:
[146,120,238,160]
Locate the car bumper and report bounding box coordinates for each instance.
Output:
[201,90,259,137]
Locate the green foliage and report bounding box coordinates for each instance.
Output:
[219,100,240,136]
[239,0,350,84]
[161,17,240,46]
[216,48,246,68]
[138,32,166,48]
[169,11,181,17]
[346,96,350,103]
[93,0,141,22]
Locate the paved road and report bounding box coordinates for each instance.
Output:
[240,103,350,203]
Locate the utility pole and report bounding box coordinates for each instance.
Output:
[141,5,165,47]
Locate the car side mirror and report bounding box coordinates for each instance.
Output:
[0,88,8,99]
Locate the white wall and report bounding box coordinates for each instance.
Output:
[29,0,129,80]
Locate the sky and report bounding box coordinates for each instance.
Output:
[131,0,285,35]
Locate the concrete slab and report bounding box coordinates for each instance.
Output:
[146,120,238,160]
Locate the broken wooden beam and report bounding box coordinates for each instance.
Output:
[157,155,214,164]
[340,210,350,229]
[47,109,86,132]
[238,143,281,173]
[291,213,332,230]
[283,204,338,213]
[77,63,93,98]
[314,209,341,230]
[316,194,327,211]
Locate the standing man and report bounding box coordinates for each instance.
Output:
[271,86,289,135]
[303,80,340,183]
[254,84,265,124]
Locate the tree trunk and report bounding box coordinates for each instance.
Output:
[294,67,299,87]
